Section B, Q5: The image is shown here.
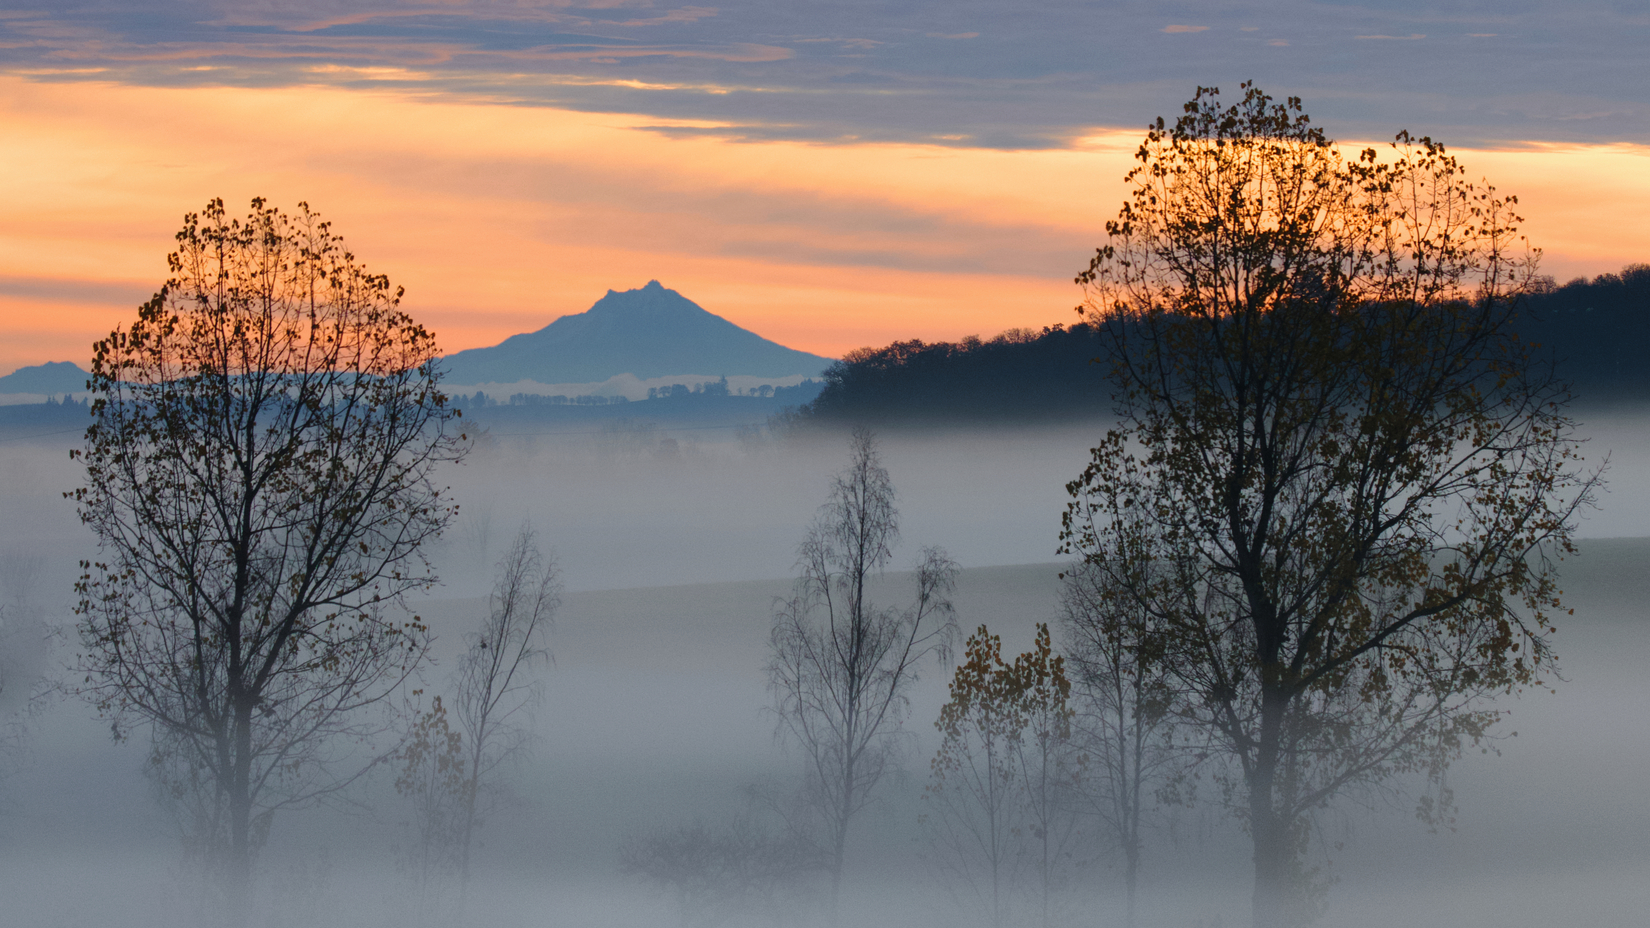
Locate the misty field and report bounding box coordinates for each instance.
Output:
[2,421,1647,927]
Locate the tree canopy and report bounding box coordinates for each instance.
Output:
[71,197,464,920]
[1062,84,1598,928]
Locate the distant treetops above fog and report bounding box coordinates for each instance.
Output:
[437,281,835,385]
[803,264,1650,425]
[1521,265,1650,398]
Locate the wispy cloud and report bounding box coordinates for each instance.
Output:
[2,0,1649,151]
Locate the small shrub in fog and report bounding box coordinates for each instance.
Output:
[620,808,823,928]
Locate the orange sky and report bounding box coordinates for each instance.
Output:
[3,75,1648,377]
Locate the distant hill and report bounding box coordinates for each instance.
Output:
[804,326,1113,425]
[0,361,89,394]
[803,263,1650,425]
[439,281,835,385]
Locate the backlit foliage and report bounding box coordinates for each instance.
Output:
[71,197,464,917]
[1064,84,1598,928]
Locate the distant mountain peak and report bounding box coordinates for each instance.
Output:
[439,284,834,385]
[0,360,90,394]
[604,279,664,298]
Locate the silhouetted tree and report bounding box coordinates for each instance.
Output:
[0,552,50,787]
[71,198,463,922]
[768,428,958,919]
[393,695,467,920]
[925,627,1019,928]
[926,624,1082,928]
[1059,561,1177,928]
[1063,84,1598,928]
[391,526,555,922]
[452,525,557,902]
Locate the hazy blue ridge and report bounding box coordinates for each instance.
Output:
[0,360,89,394]
[456,380,822,428]
[438,281,835,384]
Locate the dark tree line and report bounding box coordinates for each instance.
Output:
[803,327,1115,424]
[1520,264,1650,399]
[803,264,1650,425]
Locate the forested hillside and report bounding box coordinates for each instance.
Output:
[803,265,1650,424]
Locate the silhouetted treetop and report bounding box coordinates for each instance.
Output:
[803,323,1114,424]
[801,262,1650,427]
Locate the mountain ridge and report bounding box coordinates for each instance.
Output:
[439,281,834,384]
[0,360,89,394]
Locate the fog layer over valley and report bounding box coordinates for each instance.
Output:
[1,417,1647,927]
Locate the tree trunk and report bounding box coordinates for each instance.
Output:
[1123,838,1139,928]
[226,698,256,928]
[1250,685,1289,928]
[828,823,846,926]
[458,772,479,925]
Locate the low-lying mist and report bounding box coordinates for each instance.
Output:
[1,410,1647,927]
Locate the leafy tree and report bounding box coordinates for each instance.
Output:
[767,427,958,919]
[1004,624,1080,928]
[393,695,468,919]
[1062,85,1598,928]
[925,627,1020,928]
[71,197,464,921]
[926,624,1082,928]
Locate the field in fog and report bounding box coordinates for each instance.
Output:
[1,414,1647,927]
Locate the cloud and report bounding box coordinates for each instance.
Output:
[611,7,720,27]
[0,275,153,306]
[3,0,1650,151]
[794,36,884,49]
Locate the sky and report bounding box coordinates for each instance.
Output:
[3,0,1650,375]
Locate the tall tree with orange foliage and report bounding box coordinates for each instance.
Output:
[1062,84,1599,928]
[72,198,464,924]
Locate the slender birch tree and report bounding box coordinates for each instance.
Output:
[768,428,958,919]
[452,525,558,900]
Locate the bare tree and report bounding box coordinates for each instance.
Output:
[390,526,555,922]
[1063,85,1599,927]
[0,551,51,787]
[767,427,958,918]
[1059,561,1177,928]
[71,197,464,922]
[452,525,558,900]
